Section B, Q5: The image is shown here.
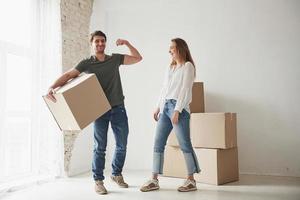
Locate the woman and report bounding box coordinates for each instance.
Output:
[140,38,200,192]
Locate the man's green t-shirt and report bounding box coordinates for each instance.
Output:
[75,53,125,107]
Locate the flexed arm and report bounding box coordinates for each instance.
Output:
[116,39,142,65]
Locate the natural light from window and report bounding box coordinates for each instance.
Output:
[0,0,32,47]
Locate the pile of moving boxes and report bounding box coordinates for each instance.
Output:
[163,82,239,185]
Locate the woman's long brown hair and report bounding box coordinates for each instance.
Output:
[170,38,196,76]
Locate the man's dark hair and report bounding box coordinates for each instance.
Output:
[90,30,107,43]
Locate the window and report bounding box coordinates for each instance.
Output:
[0,0,63,190]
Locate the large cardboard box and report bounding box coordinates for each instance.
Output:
[190,82,205,113]
[163,146,239,185]
[43,73,111,131]
[167,113,237,149]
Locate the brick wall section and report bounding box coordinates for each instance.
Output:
[60,0,94,176]
[60,0,94,72]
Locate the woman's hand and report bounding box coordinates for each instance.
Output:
[153,108,160,121]
[172,111,180,124]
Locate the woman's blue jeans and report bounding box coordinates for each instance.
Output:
[153,99,200,175]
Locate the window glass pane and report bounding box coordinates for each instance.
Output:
[3,117,32,177]
[5,53,32,111]
[0,0,32,47]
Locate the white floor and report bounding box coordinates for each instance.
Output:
[1,170,300,200]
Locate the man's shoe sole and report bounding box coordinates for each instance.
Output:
[96,191,108,195]
[177,187,197,192]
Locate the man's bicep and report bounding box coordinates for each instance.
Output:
[66,68,81,79]
[123,55,140,65]
[70,68,81,77]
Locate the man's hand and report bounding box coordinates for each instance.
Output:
[172,111,180,124]
[116,39,129,46]
[153,108,160,121]
[45,69,80,103]
[46,88,57,103]
[116,39,142,65]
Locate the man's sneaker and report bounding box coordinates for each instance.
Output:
[95,180,107,195]
[140,179,160,192]
[177,179,197,192]
[111,175,129,188]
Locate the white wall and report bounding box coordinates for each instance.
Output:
[90,0,300,177]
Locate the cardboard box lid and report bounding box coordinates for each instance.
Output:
[56,73,93,94]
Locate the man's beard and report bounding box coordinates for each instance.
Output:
[95,46,105,53]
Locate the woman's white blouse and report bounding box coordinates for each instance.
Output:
[157,61,195,113]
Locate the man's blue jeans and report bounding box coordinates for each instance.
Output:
[92,104,129,181]
[153,99,200,175]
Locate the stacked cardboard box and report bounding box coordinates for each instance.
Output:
[163,82,239,185]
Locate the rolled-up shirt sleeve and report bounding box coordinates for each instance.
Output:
[113,53,125,66]
[75,59,89,73]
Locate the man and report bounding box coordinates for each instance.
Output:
[46,30,142,195]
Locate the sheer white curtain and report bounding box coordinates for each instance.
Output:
[0,0,64,193]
